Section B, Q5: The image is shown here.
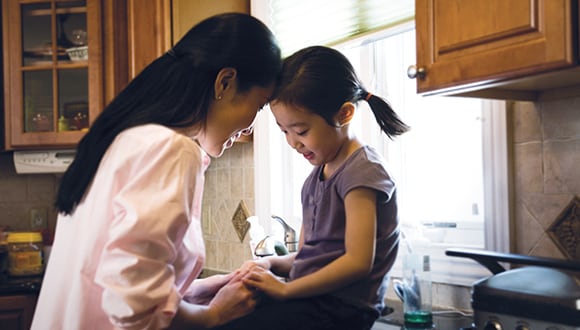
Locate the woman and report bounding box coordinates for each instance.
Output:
[31,13,281,330]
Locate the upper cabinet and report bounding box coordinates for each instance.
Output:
[125,0,249,79]
[1,0,250,150]
[412,0,579,100]
[2,0,104,149]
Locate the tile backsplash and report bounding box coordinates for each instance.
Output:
[0,141,256,271]
[511,97,580,260]
[201,142,255,272]
[0,152,59,234]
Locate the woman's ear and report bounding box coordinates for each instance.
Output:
[335,102,355,127]
[213,68,237,100]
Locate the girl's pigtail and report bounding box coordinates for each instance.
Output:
[365,92,409,139]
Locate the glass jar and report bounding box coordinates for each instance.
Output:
[6,232,44,276]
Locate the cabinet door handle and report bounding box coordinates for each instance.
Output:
[407,65,426,80]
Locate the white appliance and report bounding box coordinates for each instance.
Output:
[13,150,76,174]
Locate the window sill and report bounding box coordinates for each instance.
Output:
[390,242,491,287]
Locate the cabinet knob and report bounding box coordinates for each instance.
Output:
[407,65,426,80]
[514,325,529,330]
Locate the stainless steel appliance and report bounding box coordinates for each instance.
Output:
[447,248,580,330]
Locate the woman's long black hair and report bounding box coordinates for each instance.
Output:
[272,46,409,139]
[56,13,282,215]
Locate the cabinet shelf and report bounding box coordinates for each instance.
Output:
[22,61,89,70]
[24,7,86,17]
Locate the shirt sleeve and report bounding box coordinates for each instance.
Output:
[94,132,201,330]
[339,150,395,203]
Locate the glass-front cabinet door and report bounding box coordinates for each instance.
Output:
[3,0,103,149]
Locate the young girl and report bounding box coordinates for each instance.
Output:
[31,13,281,330]
[216,46,409,330]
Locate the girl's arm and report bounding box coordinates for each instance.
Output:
[243,187,377,299]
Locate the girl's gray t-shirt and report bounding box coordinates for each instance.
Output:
[289,145,400,315]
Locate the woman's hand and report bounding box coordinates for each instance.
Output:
[206,274,259,326]
[242,267,288,300]
[238,258,270,273]
[170,271,258,329]
[184,272,236,305]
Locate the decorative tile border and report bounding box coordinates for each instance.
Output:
[548,196,580,261]
[231,200,250,242]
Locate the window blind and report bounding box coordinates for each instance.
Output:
[268,0,415,55]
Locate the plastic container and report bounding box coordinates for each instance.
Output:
[6,232,44,276]
[402,253,433,327]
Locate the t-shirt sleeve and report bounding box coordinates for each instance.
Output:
[94,133,201,330]
[338,152,395,203]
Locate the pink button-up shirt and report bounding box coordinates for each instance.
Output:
[32,124,209,330]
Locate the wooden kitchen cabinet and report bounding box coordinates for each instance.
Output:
[125,0,249,79]
[413,0,579,100]
[2,0,104,149]
[1,0,250,150]
[0,294,37,330]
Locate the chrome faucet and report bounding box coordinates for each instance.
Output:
[272,215,298,253]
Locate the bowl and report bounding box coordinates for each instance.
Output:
[66,46,88,61]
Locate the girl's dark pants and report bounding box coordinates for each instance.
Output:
[212,295,378,330]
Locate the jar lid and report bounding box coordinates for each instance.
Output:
[6,232,43,243]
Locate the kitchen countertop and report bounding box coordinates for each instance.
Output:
[0,273,43,295]
[373,299,474,330]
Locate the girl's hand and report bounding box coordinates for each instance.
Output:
[242,267,288,300]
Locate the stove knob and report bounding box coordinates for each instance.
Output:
[515,325,529,330]
[483,320,502,330]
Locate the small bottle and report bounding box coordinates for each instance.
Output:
[6,232,44,277]
[58,115,69,131]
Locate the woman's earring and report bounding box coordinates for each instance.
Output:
[216,95,222,100]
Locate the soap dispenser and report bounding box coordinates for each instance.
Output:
[247,216,265,259]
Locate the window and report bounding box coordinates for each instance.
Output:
[255,0,414,56]
[252,4,510,286]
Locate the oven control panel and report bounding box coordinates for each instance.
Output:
[476,311,577,330]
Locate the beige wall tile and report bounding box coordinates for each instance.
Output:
[514,200,545,254]
[512,96,580,260]
[512,101,542,143]
[544,139,580,193]
[0,153,58,233]
[530,234,566,259]
[541,98,580,139]
[513,141,543,194]
[520,193,574,230]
